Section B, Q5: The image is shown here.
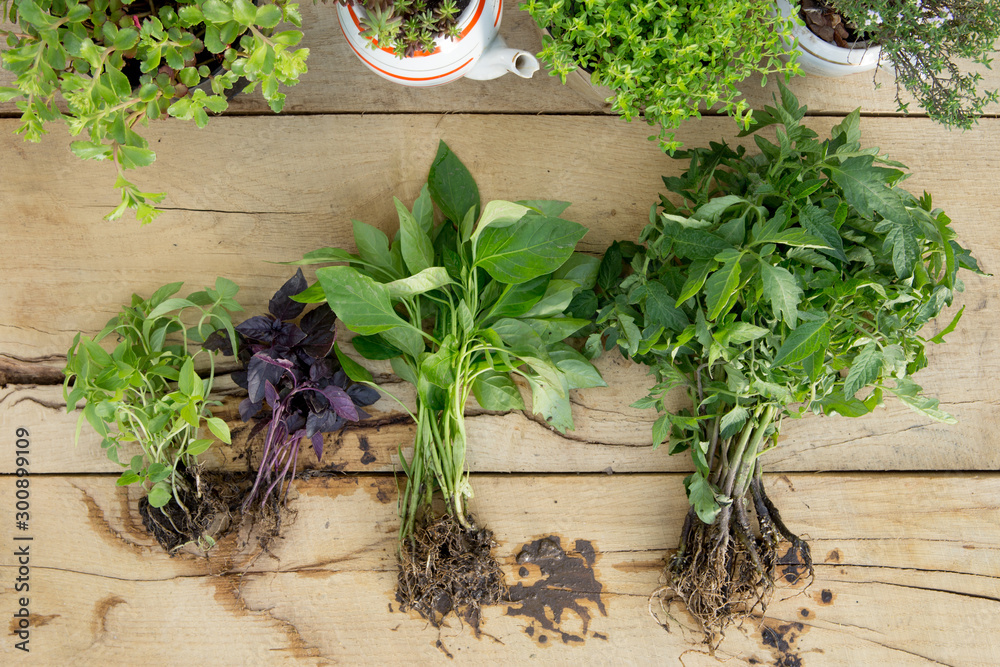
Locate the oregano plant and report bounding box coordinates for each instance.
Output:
[590,86,985,641]
[291,141,604,627]
[63,278,244,551]
[1,0,309,223]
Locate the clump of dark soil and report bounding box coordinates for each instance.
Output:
[653,477,813,647]
[138,469,281,554]
[506,536,607,644]
[396,512,507,631]
[800,0,871,46]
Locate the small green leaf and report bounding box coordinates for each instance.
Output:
[116,472,141,486]
[147,482,172,508]
[705,258,741,320]
[205,416,231,444]
[773,318,829,366]
[472,370,525,411]
[760,261,802,327]
[335,342,375,383]
[186,439,214,456]
[428,141,480,223]
[396,197,434,274]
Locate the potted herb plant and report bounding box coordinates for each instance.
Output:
[334,0,539,85]
[205,269,380,516]
[777,0,1000,128]
[63,278,245,552]
[0,0,309,223]
[589,86,985,642]
[292,141,605,628]
[521,0,801,152]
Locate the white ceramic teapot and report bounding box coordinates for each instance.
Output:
[337,0,540,86]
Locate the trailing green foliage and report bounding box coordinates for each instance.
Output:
[0,0,308,223]
[522,0,800,152]
[826,0,1000,129]
[591,86,985,524]
[63,278,242,509]
[293,141,604,544]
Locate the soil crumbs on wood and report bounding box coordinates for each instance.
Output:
[396,512,506,633]
[506,536,608,645]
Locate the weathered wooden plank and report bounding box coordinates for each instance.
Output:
[3,115,997,474]
[1,115,995,360]
[3,333,998,475]
[3,3,998,116]
[1,474,997,664]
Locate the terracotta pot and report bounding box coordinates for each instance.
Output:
[776,0,882,77]
[337,0,539,87]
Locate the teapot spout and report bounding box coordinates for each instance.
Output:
[464,34,539,81]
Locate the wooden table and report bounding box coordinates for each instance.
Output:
[2,3,999,664]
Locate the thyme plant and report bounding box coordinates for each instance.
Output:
[827,0,1000,129]
[522,0,800,152]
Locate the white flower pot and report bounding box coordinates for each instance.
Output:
[776,0,882,77]
[337,0,539,87]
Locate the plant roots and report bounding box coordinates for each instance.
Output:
[138,469,265,553]
[396,511,507,631]
[655,477,813,646]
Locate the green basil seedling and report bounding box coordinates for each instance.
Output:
[291,141,605,627]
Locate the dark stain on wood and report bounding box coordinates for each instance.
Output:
[824,549,842,563]
[759,617,810,667]
[818,589,836,605]
[358,436,377,465]
[75,485,151,554]
[9,613,59,635]
[506,535,607,646]
[92,595,128,637]
[611,559,663,573]
[778,543,811,585]
[208,574,328,662]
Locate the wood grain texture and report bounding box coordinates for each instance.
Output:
[1,115,996,361]
[1,474,997,665]
[4,335,999,476]
[2,3,998,117]
[2,116,996,479]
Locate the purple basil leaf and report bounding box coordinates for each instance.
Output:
[347,383,380,407]
[301,330,335,360]
[248,417,269,443]
[264,380,279,408]
[232,369,249,390]
[269,269,308,321]
[355,407,370,421]
[273,322,308,351]
[287,414,306,434]
[300,303,337,336]
[236,315,278,343]
[317,384,359,422]
[202,330,234,355]
[239,397,263,422]
[247,354,290,403]
[333,369,347,387]
[309,358,333,382]
[307,410,344,437]
[311,431,324,460]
